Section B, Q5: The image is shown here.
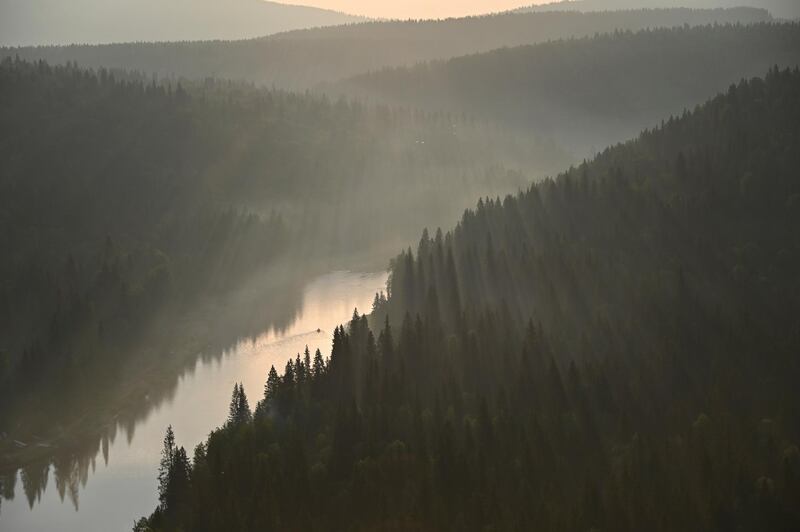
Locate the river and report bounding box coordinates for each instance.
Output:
[0,270,388,532]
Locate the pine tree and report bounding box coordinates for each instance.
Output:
[296,353,305,383]
[304,346,312,379]
[313,348,325,379]
[228,383,240,425]
[227,383,252,426]
[237,384,251,424]
[165,446,191,519]
[284,359,296,386]
[378,316,394,362]
[157,425,176,509]
[265,365,280,401]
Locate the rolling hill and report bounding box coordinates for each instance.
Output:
[519,0,800,20]
[1,7,770,89]
[0,0,364,47]
[343,23,800,156]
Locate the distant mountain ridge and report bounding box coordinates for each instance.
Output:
[0,0,364,46]
[518,0,799,20]
[343,23,800,157]
[1,7,770,89]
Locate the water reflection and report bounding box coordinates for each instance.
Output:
[0,270,387,531]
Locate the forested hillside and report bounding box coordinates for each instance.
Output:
[520,0,800,21]
[138,68,800,531]
[1,8,769,89]
[0,58,556,450]
[345,23,800,155]
[0,0,363,46]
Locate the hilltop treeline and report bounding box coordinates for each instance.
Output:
[2,8,769,89]
[520,0,800,21]
[138,69,800,531]
[0,58,554,434]
[346,23,800,155]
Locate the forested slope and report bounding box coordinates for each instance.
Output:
[0,58,555,444]
[345,23,800,155]
[519,0,800,21]
[1,8,769,89]
[139,68,800,531]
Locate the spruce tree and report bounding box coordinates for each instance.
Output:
[313,348,325,379]
[265,365,280,401]
[303,346,312,379]
[157,425,176,509]
[227,383,252,426]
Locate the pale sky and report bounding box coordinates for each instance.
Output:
[281,1,548,20]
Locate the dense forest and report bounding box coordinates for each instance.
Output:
[0,57,556,459]
[1,8,770,89]
[137,68,800,531]
[345,23,800,154]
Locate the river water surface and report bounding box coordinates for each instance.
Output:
[0,270,387,532]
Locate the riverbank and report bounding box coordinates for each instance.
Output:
[0,258,316,474]
[0,270,387,531]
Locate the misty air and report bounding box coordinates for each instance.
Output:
[0,1,799,531]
